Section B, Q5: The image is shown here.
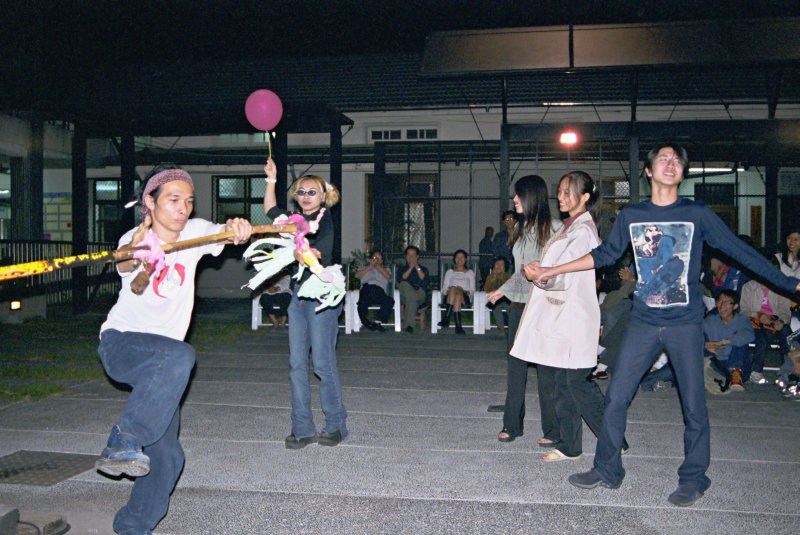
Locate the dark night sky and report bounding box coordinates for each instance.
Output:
[4,0,800,69]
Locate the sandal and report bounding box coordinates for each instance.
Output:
[542,449,581,462]
[537,437,559,448]
[498,428,522,443]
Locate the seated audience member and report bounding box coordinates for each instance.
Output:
[775,228,800,318]
[483,257,511,332]
[259,272,292,332]
[703,289,755,389]
[438,249,476,335]
[355,250,394,332]
[396,245,429,334]
[775,228,800,279]
[740,256,793,384]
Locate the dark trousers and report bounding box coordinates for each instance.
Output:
[593,317,710,493]
[260,291,291,318]
[502,304,558,440]
[547,365,606,457]
[751,324,790,373]
[357,283,394,324]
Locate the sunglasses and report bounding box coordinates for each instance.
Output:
[296,189,319,197]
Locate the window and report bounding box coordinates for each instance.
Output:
[366,172,438,256]
[91,179,122,242]
[369,127,438,142]
[212,175,271,225]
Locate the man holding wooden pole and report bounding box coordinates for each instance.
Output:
[94,165,252,535]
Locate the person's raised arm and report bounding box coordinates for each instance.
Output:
[263,158,277,214]
[376,263,391,279]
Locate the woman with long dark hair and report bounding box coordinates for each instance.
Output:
[487,175,561,443]
[513,171,626,461]
[776,228,800,279]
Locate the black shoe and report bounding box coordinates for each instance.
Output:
[285,433,318,450]
[454,312,465,334]
[568,470,620,489]
[667,485,703,507]
[364,321,377,331]
[438,304,453,328]
[318,430,343,447]
[374,322,386,332]
[487,404,504,413]
[405,326,413,334]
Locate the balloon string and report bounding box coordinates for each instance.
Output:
[268,133,272,160]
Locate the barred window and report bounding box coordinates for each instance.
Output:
[212,175,271,225]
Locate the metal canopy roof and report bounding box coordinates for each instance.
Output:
[421,18,800,75]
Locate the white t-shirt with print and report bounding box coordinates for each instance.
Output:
[101,218,226,341]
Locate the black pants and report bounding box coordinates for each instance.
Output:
[547,365,606,457]
[357,284,394,324]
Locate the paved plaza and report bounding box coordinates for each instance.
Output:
[2,302,799,534]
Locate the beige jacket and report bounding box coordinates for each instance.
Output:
[511,211,601,369]
[739,279,792,324]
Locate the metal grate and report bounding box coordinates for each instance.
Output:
[0,450,97,486]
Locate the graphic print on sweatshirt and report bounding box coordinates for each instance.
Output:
[629,222,694,307]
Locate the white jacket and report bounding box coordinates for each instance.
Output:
[511,211,601,369]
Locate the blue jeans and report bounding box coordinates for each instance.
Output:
[288,291,347,439]
[708,345,751,381]
[99,329,195,533]
[593,317,711,493]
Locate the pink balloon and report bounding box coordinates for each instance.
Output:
[244,89,283,131]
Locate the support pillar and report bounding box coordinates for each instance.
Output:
[120,134,136,231]
[629,135,640,204]
[10,114,44,240]
[72,122,88,313]
[330,121,343,264]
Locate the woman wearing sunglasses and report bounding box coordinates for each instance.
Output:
[263,159,348,450]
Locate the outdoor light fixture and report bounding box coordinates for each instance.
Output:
[10,300,21,311]
[560,131,578,168]
[560,131,578,145]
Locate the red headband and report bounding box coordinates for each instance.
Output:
[140,169,194,216]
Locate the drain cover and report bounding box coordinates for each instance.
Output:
[0,450,96,486]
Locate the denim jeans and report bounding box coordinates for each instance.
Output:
[99,329,195,533]
[288,291,347,439]
[708,345,751,381]
[593,317,711,493]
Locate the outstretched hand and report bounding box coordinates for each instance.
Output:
[487,289,504,304]
[224,218,253,245]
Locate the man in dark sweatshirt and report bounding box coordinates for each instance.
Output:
[528,143,800,507]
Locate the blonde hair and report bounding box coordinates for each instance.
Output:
[289,175,340,207]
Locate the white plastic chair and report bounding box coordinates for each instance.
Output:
[345,265,401,333]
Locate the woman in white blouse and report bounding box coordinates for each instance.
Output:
[438,249,475,335]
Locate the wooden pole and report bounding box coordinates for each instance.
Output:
[0,223,295,281]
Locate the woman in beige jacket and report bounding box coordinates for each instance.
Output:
[512,171,627,462]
